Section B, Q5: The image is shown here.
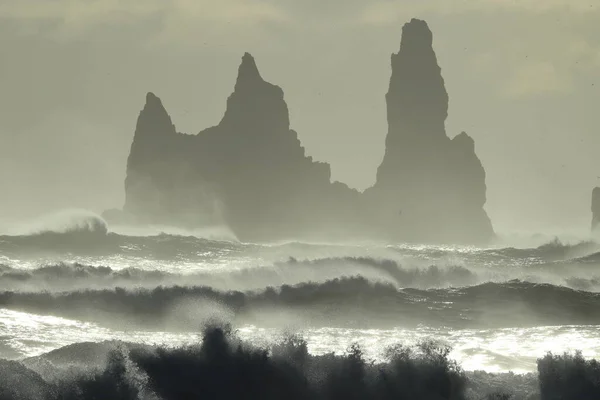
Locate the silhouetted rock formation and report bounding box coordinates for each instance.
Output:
[113,19,494,244]
[120,54,364,242]
[592,187,600,232]
[365,19,493,243]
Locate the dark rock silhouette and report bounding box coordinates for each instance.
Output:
[112,19,494,244]
[120,53,364,242]
[365,19,493,243]
[592,187,600,232]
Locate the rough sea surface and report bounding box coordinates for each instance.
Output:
[0,212,599,398]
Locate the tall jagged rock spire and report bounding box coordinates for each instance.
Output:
[385,18,448,140]
[369,18,494,244]
[377,18,449,186]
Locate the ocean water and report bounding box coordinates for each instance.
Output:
[1,213,600,385]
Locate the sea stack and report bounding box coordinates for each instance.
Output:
[113,19,495,245]
[120,53,363,241]
[366,18,494,244]
[592,187,600,232]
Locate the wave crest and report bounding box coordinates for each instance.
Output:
[1,278,599,331]
[4,209,109,238]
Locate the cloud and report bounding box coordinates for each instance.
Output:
[0,0,289,38]
[154,0,290,44]
[2,0,597,42]
[503,60,571,97]
[1,0,598,97]
[461,8,600,98]
[1,0,597,27]
[0,0,161,22]
[469,44,576,98]
[0,0,286,21]
[357,0,599,25]
[359,2,423,25]
[463,0,598,13]
[165,0,288,23]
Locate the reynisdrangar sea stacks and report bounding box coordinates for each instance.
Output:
[106,19,495,244]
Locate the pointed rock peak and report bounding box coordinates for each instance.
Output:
[141,92,172,122]
[146,92,160,103]
[400,18,433,50]
[146,91,159,102]
[384,17,447,133]
[235,52,263,89]
[136,92,175,134]
[241,53,260,75]
[143,92,166,112]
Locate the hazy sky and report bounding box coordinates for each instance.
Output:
[0,0,599,235]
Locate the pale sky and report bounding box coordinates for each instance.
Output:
[0,0,599,235]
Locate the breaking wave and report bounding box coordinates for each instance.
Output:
[3,209,109,237]
[0,210,113,255]
[0,278,599,331]
[1,220,599,270]
[2,251,600,293]
[488,237,600,260]
[0,258,476,292]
